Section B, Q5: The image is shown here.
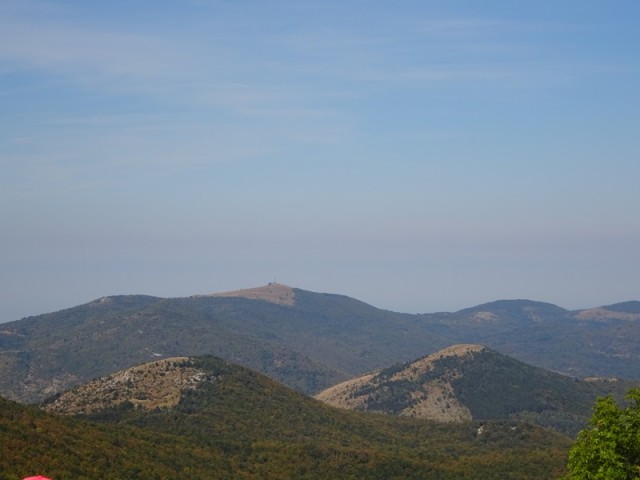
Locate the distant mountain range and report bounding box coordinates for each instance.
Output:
[3,355,572,479]
[1,283,639,403]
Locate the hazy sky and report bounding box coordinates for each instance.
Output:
[2,1,639,321]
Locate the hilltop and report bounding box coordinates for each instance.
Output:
[316,345,484,423]
[1,284,639,403]
[206,282,296,305]
[315,344,635,436]
[43,357,200,415]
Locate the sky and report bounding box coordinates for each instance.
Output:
[1,0,639,321]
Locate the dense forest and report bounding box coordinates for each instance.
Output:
[2,357,573,479]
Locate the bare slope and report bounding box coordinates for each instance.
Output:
[205,282,296,306]
[316,345,483,422]
[44,357,202,414]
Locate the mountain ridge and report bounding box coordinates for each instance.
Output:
[2,284,640,404]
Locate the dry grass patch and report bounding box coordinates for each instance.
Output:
[206,283,296,306]
[44,357,205,415]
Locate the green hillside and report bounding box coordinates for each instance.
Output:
[0,395,233,479]
[3,356,573,479]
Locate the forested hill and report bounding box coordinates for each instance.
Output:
[316,344,636,436]
[1,284,639,403]
[0,355,572,479]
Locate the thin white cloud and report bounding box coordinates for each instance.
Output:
[1,1,635,193]
[0,1,600,110]
[0,5,173,76]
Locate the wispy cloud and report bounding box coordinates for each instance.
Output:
[1,1,634,185]
[0,4,162,72]
[0,1,599,110]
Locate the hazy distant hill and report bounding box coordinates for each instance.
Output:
[1,284,639,403]
[417,299,640,379]
[0,284,447,403]
[11,355,569,479]
[316,344,636,436]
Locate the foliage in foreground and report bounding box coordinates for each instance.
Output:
[563,388,640,479]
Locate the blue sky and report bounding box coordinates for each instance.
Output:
[1,0,639,321]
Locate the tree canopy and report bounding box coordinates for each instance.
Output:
[563,388,640,479]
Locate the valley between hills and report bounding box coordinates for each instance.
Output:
[2,283,640,478]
